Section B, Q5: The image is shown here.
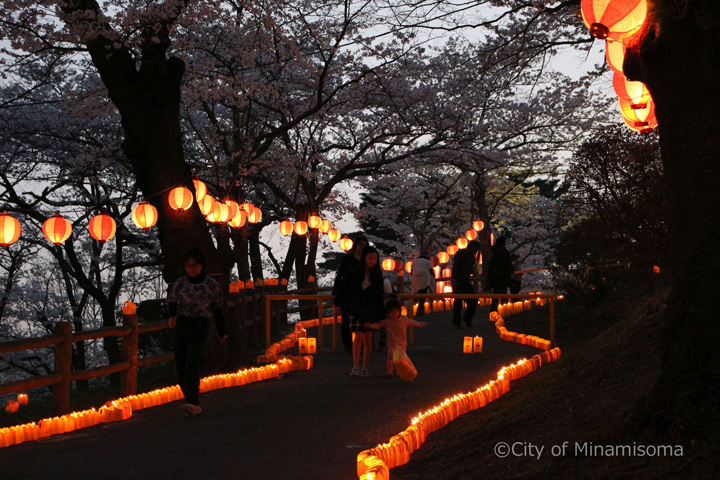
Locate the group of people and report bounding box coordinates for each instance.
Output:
[166,232,517,414]
[332,234,517,377]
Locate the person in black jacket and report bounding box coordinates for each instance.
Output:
[486,236,515,312]
[451,240,482,328]
[340,245,384,378]
[332,236,368,351]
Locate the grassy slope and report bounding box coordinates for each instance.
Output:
[393,282,718,480]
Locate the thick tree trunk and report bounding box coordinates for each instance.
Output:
[625,1,720,438]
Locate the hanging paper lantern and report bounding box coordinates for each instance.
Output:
[294,220,308,236]
[613,72,651,108]
[205,201,223,223]
[216,202,231,223]
[198,195,216,216]
[394,259,405,273]
[168,186,193,212]
[192,178,207,202]
[279,220,293,236]
[447,244,459,256]
[240,202,256,217]
[404,260,413,274]
[307,215,322,229]
[338,236,353,251]
[472,220,484,231]
[581,0,647,40]
[619,97,658,132]
[437,251,450,264]
[248,207,262,224]
[225,200,239,220]
[382,258,396,271]
[465,229,477,241]
[132,202,158,230]
[43,213,72,245]
[319,219,332,234]
[0,212,21,247]
[328,228,341,242]
[456,237,468,249]
[89,213,116,243]
[229,210,247,229]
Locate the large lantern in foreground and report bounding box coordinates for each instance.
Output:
[338,236,353,252]
[132,202,158,230]
[613,72,651,108]
[43,213,72,245]
[168,186,193,212]
[581,0,647,40]
[0,212,21,246]
[89,213,116,243]
[279,220,293,236]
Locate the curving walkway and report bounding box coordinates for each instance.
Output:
[0,307,547,480]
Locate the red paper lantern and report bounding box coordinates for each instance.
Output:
[198,195,216,216]
[240,202,255,216]
[216,202,231,223]
[225,200,239,220]
[132,202,158,230]
[394,259,405,273]
[472,220,484,231]
[307,215,322,229]
[382,258,396,271]
[89,213,116,243]
[437,251,450,264]
[43,213,72,245]
[229,210,247,229]
[465,229,477,241]
[619,97,657,132]
[168,186,193,212]
[328,228,341,242]
[294,220,308,236]
[581,0,647,40]
[613,72,651,108]
[339,236,353,252]
[248,207,262,224]
[279,220,293,236]
[404,260,413,274]
[319,219,332,234]
[447,244,459,256]
[456,237,468,249]
[0,212,21,247]
[206,201,223,223]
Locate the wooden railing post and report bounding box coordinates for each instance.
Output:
[53,321,73,414]
[121,313,138,397]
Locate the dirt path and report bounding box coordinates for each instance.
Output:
[0,307,545,480]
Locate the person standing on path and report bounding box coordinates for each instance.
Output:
[366,299,428,378]
[333,236,368,352]
[451,240,482,328]
[168,247,227,417]
[486,236,515,312]
[411,252,435,316]
[340,245,385,378]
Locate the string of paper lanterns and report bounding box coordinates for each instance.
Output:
[277,214,354,251]
[580,0,655,132]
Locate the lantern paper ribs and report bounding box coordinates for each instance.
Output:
[357,309,562,480]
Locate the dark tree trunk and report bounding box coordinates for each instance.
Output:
[624,0,720,439]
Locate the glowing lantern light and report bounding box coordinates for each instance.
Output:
[294,220,308,236]
[465,229,477,241]
[472,220,484,231]
[198,195,216,216]
[132,202,158,230]
[382,258,396,271]
[248,207,262,224]
[456,237,468,249]
[225,200,239,220]
[447,244,459,256]
[619,97,657,132]
[319,219,332,233]
[0,212,21,247]
[206,201,223,223]
[279,220,293,236]
[216,202,231,223]
[605,30,642,73]
[192,178,207,202]
[437,251,450,264]
[339,236,353,252]
[405,260,413,274]
[394,259,405,273]
[240,202,255,217]
[307,215,322,229]
[88,214,116,243]
[168,186,193,212]
[229,210,247,229]
[328,228,341,242]
[613,72,651,108]
[43,214,72,245]
[581,0,647,40]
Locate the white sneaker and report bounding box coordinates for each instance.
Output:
[350,366,361,377]
[360,367,369,378]
[180,403,202,417]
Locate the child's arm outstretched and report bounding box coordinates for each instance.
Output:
[365,320,385,330]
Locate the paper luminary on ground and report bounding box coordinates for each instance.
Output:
[463,337,473,353]
[307,338,317,354]
[392,346,417,382]
[473,336,483,353]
